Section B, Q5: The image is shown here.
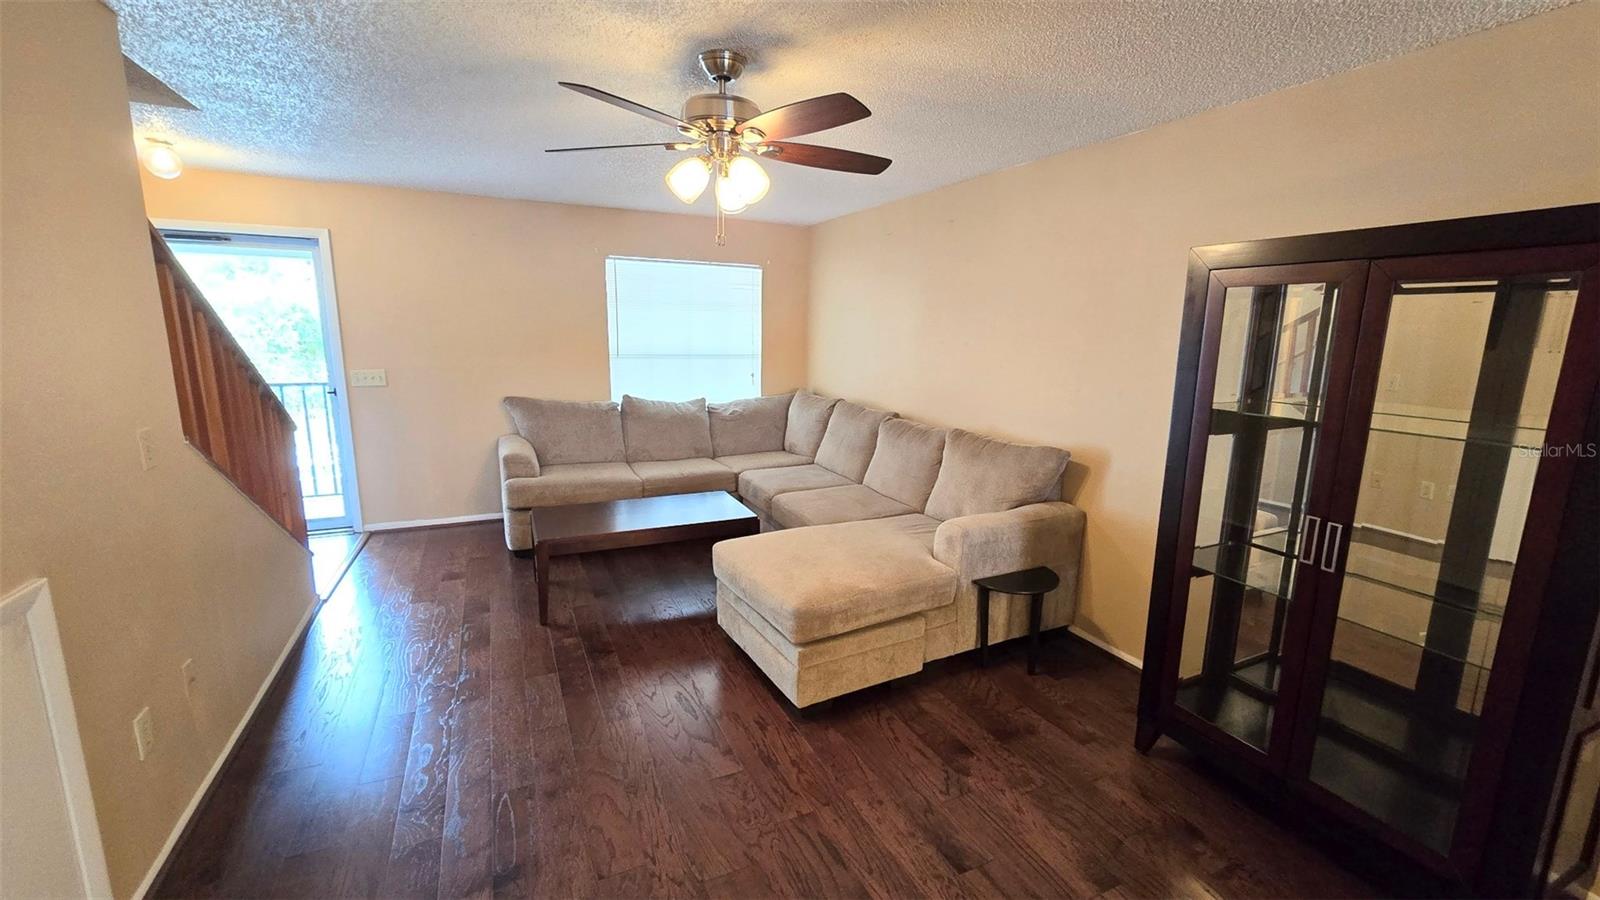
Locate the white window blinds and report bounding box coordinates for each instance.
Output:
[605,256,763,402]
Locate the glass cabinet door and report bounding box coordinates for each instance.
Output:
[1169,263,1363,758]
[1296,249,1595,858]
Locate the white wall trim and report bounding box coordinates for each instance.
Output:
[152,217,365,532]
[1,579,115,899]
[131,594,318,899]
[1069,624,1142,670]
[363,511,501,532]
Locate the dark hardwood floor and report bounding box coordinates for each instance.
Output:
[154,522,1374,899]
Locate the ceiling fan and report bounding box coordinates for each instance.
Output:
[547,49,891,243]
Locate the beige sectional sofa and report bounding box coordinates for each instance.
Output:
[498,389,1085,707]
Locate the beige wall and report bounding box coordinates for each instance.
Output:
[1,2,318,896]
[139,170,813,527]
[807,2,1600,662]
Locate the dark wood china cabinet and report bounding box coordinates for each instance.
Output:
[1137,205,1600,897]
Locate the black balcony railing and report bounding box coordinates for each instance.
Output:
[268,382,343,500]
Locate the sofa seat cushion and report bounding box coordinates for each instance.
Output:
[622,395,713,462]
[709,393,793,457]
[503,397,625,465]
[736,464,852,516]
[769,484,914,529]
[714,450,813,475]
[717,584,926,708]
[712,514,955,644]
[924,429,1071,520]
[503,462,641,508]
[629,458,736,497]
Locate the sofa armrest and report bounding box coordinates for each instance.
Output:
[933,501,1085,581]
[498,433,541,480]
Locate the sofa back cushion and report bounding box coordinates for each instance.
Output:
[708,393,793,457]
[863,419,948,510]
[621,395,713,462]
[924,429,1070,520]
[503,396,625,466]
[784,390,841,456]
[814,401,896,482]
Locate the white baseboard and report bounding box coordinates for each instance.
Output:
[362,511,500,532]
[1069,624,1143,669]
[133,595,318,899]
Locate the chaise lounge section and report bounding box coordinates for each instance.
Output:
[498,389,1086,707]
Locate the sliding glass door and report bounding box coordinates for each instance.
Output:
[160,225,359,531]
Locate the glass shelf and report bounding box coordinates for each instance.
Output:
[1192,540,1295,600]
[1344,532,1511,620]
[1367,410,1549,453]
[1210,404,1320,433]
[1340,565,1509,623]
[1333,609,1499,672]
[1366,426,1546,453]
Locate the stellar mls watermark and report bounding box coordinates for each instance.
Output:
[1517,442,1599,458]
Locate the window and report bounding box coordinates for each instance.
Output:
[1275,307,1322,399]
[606,256,762,402]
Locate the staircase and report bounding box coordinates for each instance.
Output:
[149,226,308,543]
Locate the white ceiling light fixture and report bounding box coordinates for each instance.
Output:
[548,49,890,245]
[664,156,711,204]
[142,138,183,179]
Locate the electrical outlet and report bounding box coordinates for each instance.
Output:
[133,707,155,761]
[136,427,156,471]
[1370,470,1386,491]
[349,369,387,387]
[1419,480,1436,500]
[181,658,198,701]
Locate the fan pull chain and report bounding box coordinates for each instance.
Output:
[715,204,727,246]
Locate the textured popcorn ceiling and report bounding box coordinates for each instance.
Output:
[112,0,1569,225]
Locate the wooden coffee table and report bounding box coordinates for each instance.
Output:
[528,490,758,624]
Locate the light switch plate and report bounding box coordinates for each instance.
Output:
[350,369,387,387]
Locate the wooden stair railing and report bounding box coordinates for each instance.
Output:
[149,226,309,544]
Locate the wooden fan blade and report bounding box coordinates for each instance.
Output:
[545,142,686,153]
[558,82,691,130]
[763,141,891,175]
[737,92,869,141]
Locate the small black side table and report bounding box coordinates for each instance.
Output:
[975,566,1061,675]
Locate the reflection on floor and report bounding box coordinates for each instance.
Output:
[308,529,364,599]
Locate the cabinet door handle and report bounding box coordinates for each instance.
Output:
[1321,521,1344,573]
[1298,515,1321,565]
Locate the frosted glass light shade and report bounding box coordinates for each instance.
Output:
[143,142,183,179]
[714,173,747,214]
[665,156,710,203]
[725,155,769,206]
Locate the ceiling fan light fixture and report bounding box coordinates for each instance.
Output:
[551,50,890,242]
[725,155,770,206]
[142,138,183,179]
[714,170,748,214]
[665,155,711,203]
